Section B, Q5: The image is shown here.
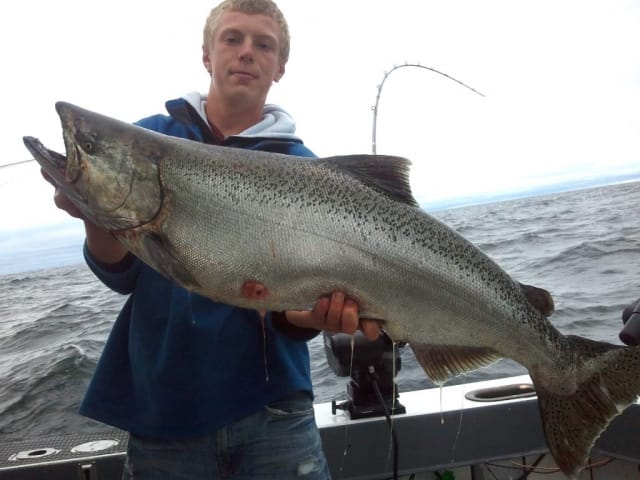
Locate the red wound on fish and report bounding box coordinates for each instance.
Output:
[241,280,269,300]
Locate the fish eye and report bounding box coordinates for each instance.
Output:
[77,132,97,153]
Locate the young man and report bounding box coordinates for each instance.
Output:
[45,1,378,478]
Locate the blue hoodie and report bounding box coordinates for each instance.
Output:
[79,94,318,439]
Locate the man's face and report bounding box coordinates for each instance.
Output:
[203,11,285,106]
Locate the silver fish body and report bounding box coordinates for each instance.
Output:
[24,102,640,478]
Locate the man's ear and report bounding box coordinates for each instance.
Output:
[202,45,212,74]
[274,62,285,83]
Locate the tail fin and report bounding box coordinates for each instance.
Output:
[530,336,640,478]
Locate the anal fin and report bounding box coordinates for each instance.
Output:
[410,342,501,385]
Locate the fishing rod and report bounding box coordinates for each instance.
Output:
[371,62,486,154]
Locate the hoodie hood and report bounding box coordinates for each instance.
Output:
[182,91,301,141]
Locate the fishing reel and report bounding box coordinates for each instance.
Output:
[323,330,406,419]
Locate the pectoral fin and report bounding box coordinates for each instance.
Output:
[137,232,202,290]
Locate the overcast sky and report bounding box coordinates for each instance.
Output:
[1,0,639,233]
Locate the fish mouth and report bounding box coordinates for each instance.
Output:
[23,134,86,213]
[24,101,165,232]
[23,136,68,183]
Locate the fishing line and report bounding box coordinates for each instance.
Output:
[339,335,356,474]
[439,384,444,425]
[260,315,269,382]
[391,339,397,412]
[349,335,355,386]
[449,373,467,462]
[0,159,35,169]
[384,339,398,472]
[372,373,399,480]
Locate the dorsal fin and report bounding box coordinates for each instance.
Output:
[410,342,502,386]
[519,282,555,317]
[317,154,419,207]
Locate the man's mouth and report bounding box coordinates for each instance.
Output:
[230,70,257,80]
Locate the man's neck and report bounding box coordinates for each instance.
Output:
[205,93,264,138]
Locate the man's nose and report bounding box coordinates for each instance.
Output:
[238,39,254,62]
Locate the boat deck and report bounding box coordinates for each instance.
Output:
[1,375,638,479]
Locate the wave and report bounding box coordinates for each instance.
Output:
[547,239,640,265]
[0,343,102,441]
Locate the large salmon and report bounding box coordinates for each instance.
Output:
[24,102,640,478]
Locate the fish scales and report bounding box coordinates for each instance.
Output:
[156,141,564,368]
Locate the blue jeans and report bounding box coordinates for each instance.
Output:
[122,392,331,479]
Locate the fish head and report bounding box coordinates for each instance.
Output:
[24,101,163,231]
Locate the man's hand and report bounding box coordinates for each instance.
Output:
[41,169,85,219]
[285,292,381,340]
[40,168,129,264]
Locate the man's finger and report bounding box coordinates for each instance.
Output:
[325,292,345,331]
[40,168,55,186]
[312,296,330,318]
[360,319,382,340]
[340,300,359,334]
[53,189,85,219]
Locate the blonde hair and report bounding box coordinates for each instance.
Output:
[203,0,290,63]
